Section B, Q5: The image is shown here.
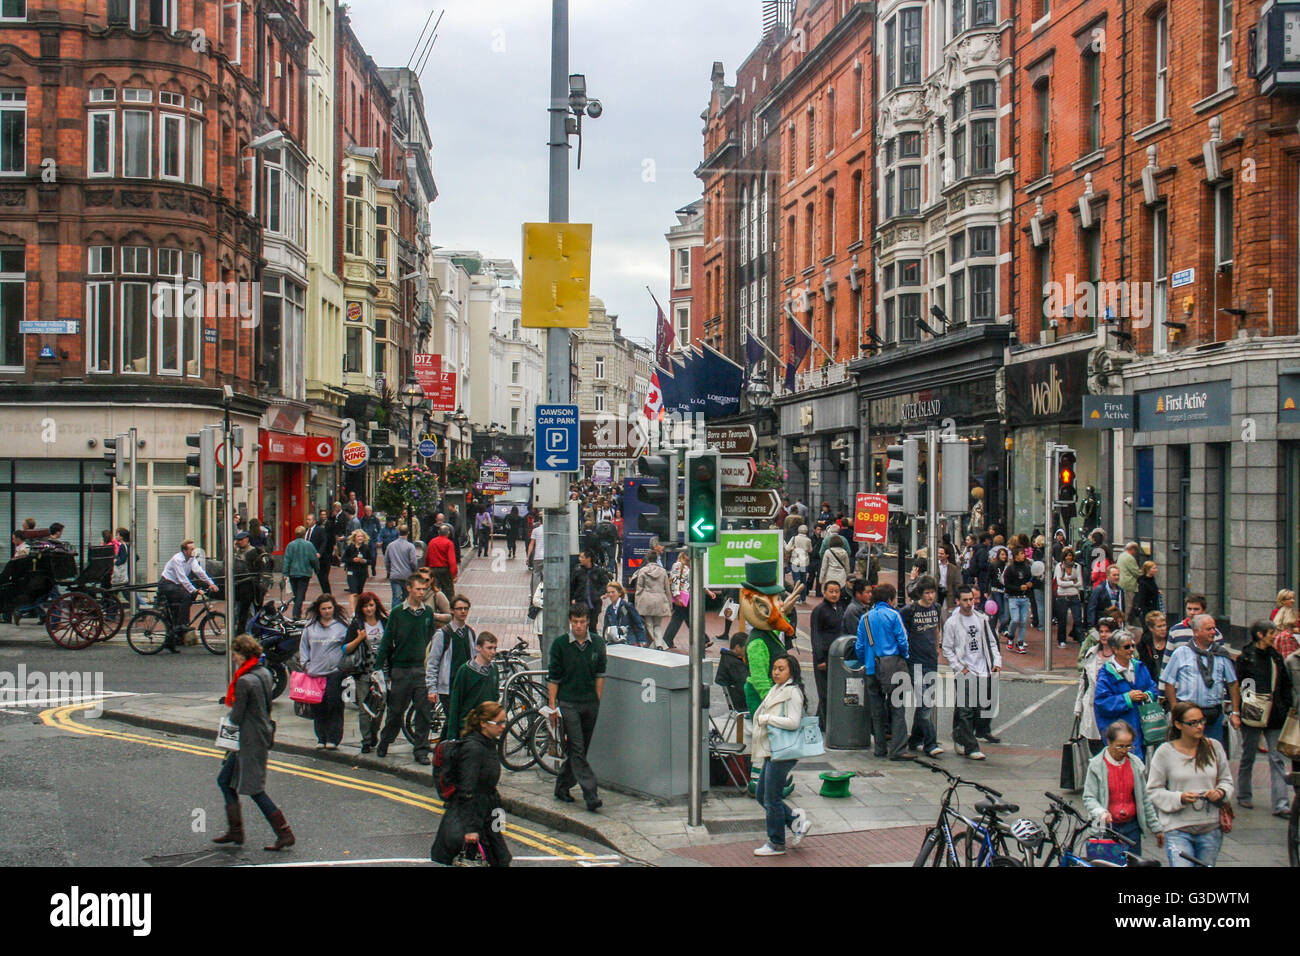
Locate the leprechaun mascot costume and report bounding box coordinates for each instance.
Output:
[739,559,804,714]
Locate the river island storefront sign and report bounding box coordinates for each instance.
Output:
[1135,381,1231,431]
[901,398,943,422]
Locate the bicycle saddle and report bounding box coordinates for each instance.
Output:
[974,799,1020,815]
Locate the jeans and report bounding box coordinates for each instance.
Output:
[1238,725,1289,810]
[754,758,797,848]
[990,590,1008,632]
[907,663,938,752]
[1055,596,1083,644]
[289,576,310,619]
[379,666,432,758]
[313,671,345,746]
[661,605,690,649]
[1110,818,1142,855]
[866,673,909,757]
[555,699,600,803]
[1007,596,1030,648]
[1165,827,1223,867]
[217,752,278,819]
[791,569,807,598]
[1032,588,1044,630]
[390,577,408,609]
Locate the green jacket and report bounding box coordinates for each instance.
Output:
[375,603,435,671]
[282,538,318,578]
[1081,749,1162,836]
[1116,552,1141,595]
[447,660,499,739]
[547,633,607,704]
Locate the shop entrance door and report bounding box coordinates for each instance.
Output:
[1167,446,1191,615]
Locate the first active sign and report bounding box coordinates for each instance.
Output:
[534,403,580,472]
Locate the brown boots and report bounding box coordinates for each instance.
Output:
[212,802,244,845]
[264,809,295,852]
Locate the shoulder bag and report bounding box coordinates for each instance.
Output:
[862,612,909,690]
[767,696,825,761]
[1240,659,1275,729]
[1277,708,1300,759]
[1059,715,1090,792]
[289,670,326,704]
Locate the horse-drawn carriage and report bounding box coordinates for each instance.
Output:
[0,545,125,649]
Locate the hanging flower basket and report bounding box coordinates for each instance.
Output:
[373,466,440,520]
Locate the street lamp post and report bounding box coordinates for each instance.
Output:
[402,379,425,467]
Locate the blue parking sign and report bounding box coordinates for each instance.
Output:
[534,404,580,472]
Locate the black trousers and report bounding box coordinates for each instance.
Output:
[158,581,194,642]
[661,605,690,648]
[289,576,310,619]
[866,673,909,757]
[556,699,600,802]
[315,557,332,595]
[313,671,345,745]
[814,665,828,731]
[379,667,433,758]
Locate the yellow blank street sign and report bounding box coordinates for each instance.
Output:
[522,222,592,328]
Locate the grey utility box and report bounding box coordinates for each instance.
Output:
[827,635,871,750]
[587,644,711,802]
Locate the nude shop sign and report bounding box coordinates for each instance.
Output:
[1135,381,1231,431]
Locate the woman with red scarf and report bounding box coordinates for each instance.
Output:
[211,634,295,851]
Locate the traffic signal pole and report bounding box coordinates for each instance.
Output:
[223,398,235,684]
[688,544,704,827]
[1044,441,1055,672]
[541,0,571,658]
[925,428,938,581]
[127,427,138,613]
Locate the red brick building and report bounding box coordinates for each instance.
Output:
[664,198,703,351]
[0,0,276,574]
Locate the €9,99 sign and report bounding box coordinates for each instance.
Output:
[854,492,888,544]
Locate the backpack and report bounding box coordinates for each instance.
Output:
[433,737,464,800]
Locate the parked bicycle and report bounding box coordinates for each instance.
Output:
[914,761,1024,867]
[499,705,565,776]
[1040,792,1148,867]
[125,589,226,656]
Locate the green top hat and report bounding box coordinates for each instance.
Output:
[741,558,785,595]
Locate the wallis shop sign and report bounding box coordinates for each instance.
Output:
[1005,353,1088,425]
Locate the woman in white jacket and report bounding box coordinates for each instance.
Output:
[751,654,813,857]
[1073,620,1116,755]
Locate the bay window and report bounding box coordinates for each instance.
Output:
[0,88,25,175]
[123,109,151,178]
[88,111,114,175]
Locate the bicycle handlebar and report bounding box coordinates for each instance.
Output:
[917,760,1003,797]
[1044,792,1088,821]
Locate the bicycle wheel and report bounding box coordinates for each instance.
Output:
[125,610,170,655]
[528,712,565,776]
[914,828,946,867]
[402,696,447,747]
[46,594,102,650]
[500,711,539,772]
[97,592,124,640]
[198,611,227,655]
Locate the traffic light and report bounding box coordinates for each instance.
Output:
[636,450,677,544]
[885,439,920,515]
[102,433,127,484]
[684,449,721,546]
[186,426,218,497]
[940,439,970,514]
[1054,446,1078,509]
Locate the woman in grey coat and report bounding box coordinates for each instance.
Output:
[212,634,295,851]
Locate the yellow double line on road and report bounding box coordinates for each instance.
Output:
[40,702,604,863]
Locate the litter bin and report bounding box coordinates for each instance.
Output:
[826,635,871,750]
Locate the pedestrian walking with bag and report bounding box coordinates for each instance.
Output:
[343,592,386,753]
[817,535,851,593]
[430,700,512,867]
[299,594,349,750]
[751,654,818,856]
[1234,620,1294,817]
[1082,720,1163,855]
[631,547,673,649]
[661,550,714,650]
[1074,619,1120,756]
[600,581,646,646]
[1145,701,1234,867]
[1053,548,1086,648]
[786,525,813,601]
[212,634,294,851]
[856,583,912,761]
[110,528,130,587]
[1093,629,1161,761]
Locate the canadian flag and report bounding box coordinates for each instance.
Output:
[642,370,663,422]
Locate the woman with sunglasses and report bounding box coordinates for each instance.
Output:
[1094,629,1160,761]
[429,700,512,867]
[1146,701,1233,867]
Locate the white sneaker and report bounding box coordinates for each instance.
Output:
[789,812,813,848]
[753,842,786,856]
[654,640,669,651]
[967,751,986,761]
[927,746,945,757]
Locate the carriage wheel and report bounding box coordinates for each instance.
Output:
[96,592,125,640]
[45,594,104,650]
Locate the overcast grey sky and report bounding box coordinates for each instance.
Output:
[348,0,761,344]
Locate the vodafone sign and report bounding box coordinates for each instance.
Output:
[260,430,337,464]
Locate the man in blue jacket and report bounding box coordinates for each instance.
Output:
[856,583,912,760]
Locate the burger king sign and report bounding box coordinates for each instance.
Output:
[342,440,370,470]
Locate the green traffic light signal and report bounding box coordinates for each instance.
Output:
[685,449,720,546]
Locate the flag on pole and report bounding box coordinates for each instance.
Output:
[643,369,664,421]
[785,312,813,391]
[744,330,765,369]
[651,291,674,368]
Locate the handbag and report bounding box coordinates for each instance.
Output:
[1240,660,1275,728]
[1278,710,1300,759]
[1218,801,1234,834]
[215,715,240,751]
[768,714,826,761]
[452,841,489,867]
[1085,837,1126,866]
[339,639,372,676]
[673,590,690,608]
[861,612,909,689]
[1059,715,1090,791]
[1136,698,1168,747]
[289,670,326,704]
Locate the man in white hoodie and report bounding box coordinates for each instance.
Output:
[941,586,1002,760]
